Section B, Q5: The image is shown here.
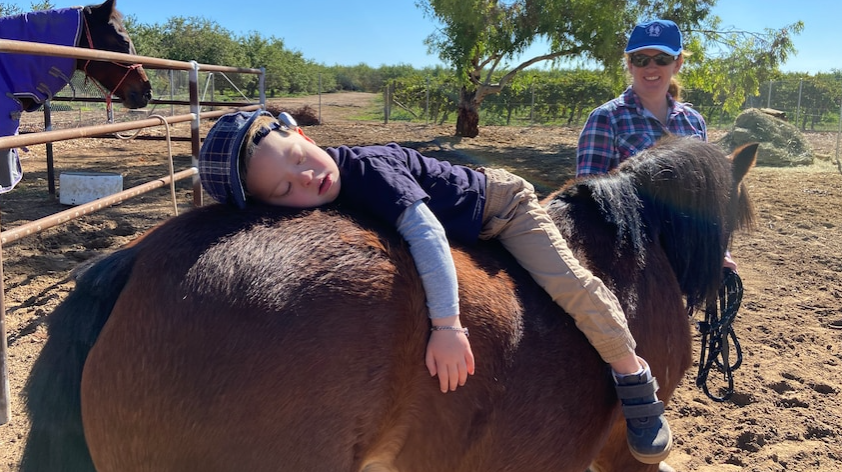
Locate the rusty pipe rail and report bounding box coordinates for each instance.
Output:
[0,38,261,73]
[0,105,262,149]
[1,167,198,246]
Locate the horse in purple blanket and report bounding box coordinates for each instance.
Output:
[0,0,150,192]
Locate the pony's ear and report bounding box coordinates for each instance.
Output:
[730,143,758,184]
[90,0,116,16]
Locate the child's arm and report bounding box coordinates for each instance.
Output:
[396,200,475,393]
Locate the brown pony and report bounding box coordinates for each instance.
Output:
[21,138,757,472]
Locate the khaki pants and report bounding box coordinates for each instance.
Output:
[479,168,635,363]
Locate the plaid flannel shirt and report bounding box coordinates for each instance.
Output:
[576,86,707,177]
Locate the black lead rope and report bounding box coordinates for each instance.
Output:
[695,268,744,402]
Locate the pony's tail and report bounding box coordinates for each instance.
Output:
[20,247,138,472]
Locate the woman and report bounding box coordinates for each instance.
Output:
[576,19,705,177]
[577,19,736,270]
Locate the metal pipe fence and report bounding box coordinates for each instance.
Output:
[0,38,265,424]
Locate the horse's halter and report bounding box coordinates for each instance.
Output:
[79,13,143,108]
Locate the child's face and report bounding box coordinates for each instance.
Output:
[244,130,341,208]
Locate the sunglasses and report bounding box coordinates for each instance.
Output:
[629,53,678,67]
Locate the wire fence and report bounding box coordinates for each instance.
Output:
[382,77,842,161]
[384,79,839,127]
[744,79,842,133]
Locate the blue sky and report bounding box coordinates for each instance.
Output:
[83,1,839,74]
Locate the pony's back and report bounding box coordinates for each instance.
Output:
[56,204,611,471]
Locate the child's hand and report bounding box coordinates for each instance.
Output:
[425,321,475,393]
[723,252,738,272]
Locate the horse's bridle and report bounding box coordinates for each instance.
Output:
[79,12,143,108]
[694,268,744,402]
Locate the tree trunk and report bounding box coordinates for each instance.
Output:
[455,86,480,138]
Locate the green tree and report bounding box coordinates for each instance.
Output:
[1,0,53,15]
[0,3,21,15]
[332,63,376,91]
[125,14,336,99]
[239,32,289,97]
[680,19,803,118]
[153,17,244,67]
[418,0,798,138]
[124,15,166,59]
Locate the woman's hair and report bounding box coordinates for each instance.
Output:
[668,78,682,101]
[670,50,692,101]
[240,114,289,194]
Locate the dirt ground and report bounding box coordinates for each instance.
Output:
[1,92,841,471]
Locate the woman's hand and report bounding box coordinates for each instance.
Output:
[724,251,738,272]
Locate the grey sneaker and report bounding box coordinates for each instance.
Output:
[614,372,673,464]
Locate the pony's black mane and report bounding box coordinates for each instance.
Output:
[552,137,736,311]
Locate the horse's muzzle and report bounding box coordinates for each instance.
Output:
[122,83,152,109]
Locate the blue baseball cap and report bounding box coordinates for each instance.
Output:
[198,110,273,208]
[624,19,683,56]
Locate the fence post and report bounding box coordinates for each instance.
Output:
[0,244,7,424]
[836,96,842,165]
[426,77,430,126]
[767,81,772,108]
[169,69,175,116]
[189,61,202,207]
[210,72,216,111]
[796,78,803,128]
[384,84,391,124]
[318,73,322,124]
[259,67,266,109]
[44,101,56,197]
[530,82,535,125]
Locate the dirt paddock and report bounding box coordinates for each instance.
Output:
[1,92,841,471]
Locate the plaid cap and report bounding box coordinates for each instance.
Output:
[198,110,273,208]
[625,19,683,56]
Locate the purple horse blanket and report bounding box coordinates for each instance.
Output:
[0,7,82,192]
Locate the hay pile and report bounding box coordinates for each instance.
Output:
[721,108,813,166]
[264,104,321,126]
